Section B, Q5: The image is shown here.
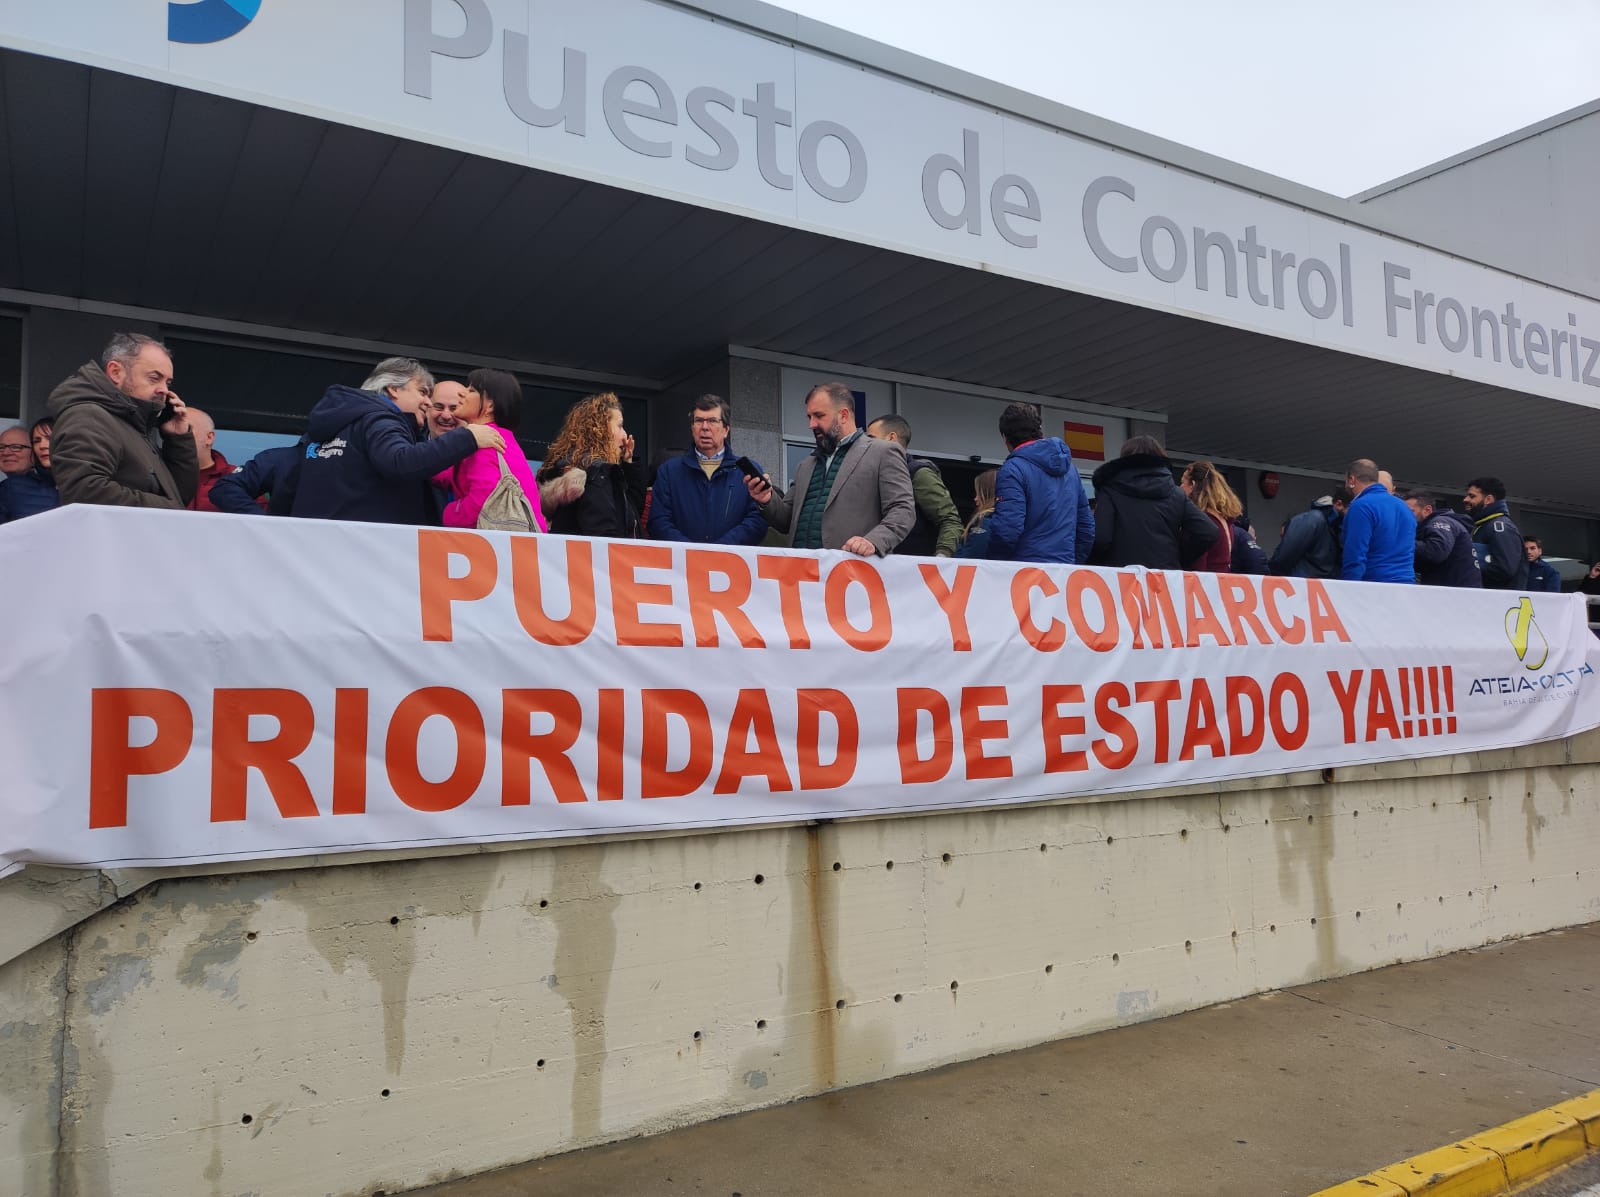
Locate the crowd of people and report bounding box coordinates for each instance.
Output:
[5,333,1600,602]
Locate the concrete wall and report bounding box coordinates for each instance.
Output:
[4,734,1599,1197]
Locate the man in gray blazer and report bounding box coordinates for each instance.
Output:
[745,382,915,557]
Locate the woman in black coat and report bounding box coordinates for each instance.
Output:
[536,392,643,538]
[1088,436,1218,569]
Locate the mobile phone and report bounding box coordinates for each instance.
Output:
[155,400,179,425]
[736,456,763,479]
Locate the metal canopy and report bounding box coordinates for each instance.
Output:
[3,49,1597,510]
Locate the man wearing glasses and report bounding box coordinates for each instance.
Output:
[646,394,769,546]
[46,332,197,509]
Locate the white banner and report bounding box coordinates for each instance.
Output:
[2,506,1597,878]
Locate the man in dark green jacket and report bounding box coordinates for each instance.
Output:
[47,333,198,509]
[866,414,961,557]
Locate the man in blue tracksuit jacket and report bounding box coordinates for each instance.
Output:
[988,402,1094,564]
[290,358,499,526]
[647,396,768,546]
[1339,459,1415,584]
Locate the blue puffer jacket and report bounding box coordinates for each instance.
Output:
[291,386,478,526]
[988,437,1094,564]
[1340,485,1416,584]
[0,467,58,523]
[647,448,767,546]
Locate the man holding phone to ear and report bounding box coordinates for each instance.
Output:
[46,332,198,509]
[646,394,769,546]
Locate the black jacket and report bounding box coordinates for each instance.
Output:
[290,386,477,525]
[539,460,643,538]
[1415,509,1482,588]
[1088,453,1218,569]
[1469,501,1529,590]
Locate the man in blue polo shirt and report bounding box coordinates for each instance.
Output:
[1340,458,1415,584]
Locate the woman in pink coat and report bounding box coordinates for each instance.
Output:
[434,368,547,531]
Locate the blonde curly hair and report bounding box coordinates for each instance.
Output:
[539,392,621,479]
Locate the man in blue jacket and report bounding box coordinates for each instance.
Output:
[988,403,1094,564]
[290,357,502,525]
[1524,536,1562,592]
[1340,459,1415,583]
[647,395,767,546]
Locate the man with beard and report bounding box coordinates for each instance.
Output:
[745,381,913,557]
[47,332,197,509]
[1462,476,1529,590]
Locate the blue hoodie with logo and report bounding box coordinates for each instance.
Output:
[290,385,478,526]
[988,437,1095,564]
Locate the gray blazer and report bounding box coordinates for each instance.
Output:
[760,434,916,556]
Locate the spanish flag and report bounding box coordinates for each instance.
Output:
[1063,420,1105,462]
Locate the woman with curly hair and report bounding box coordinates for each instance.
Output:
[1180,459,1242,573]
[536,392,642,538]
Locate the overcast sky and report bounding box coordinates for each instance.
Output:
[779,0,1600,196]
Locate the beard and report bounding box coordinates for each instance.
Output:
[812,419,844,456]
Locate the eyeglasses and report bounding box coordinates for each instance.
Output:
[0,444,29,453]
[691,417,725,427]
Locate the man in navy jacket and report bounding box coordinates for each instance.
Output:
[647,395,767,546]
[1462,476,1529,591]
[1402,490,1482,588]
[290,358,502,526]
[988,402,1094,564]
[1524,537,1562,592]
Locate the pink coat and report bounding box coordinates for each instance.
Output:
[433,424,548,531]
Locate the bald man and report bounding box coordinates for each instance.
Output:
[427,380,468,438]
[186,407,249,512]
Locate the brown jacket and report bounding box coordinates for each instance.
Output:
[47,362,198,509]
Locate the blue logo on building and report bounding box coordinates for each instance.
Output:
[168,0,263,45]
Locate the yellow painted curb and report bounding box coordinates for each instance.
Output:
[1308,1087,1600,1197]
[1554,1090,1600,1147]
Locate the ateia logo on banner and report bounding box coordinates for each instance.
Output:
[0,506,1597,879]
[167,0,262,44]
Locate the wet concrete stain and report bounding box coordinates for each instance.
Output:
[549,846,621,1145]
[177,918,247,1000]
[281,852,505,1076]
[1523,788,1548,862]
[794,826,838,1091]
[1271,790,1351,985]
[0,1013,64,1197]
[82,953,153,1016]
[204,1089,224,1197]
